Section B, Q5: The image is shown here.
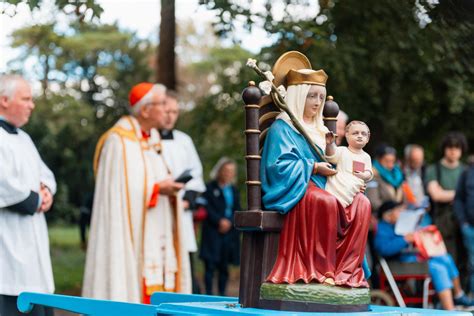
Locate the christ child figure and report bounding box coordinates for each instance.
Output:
[325,120,373,208]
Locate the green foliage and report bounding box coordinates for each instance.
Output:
[24,94,97,222]
[6,0,474,224]
[178,46,256,183]
[10,22,155,121]
[200,0,474,162]
[12,21,154,222]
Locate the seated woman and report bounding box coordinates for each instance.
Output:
[374,200,474,310]
[261,67,371,287]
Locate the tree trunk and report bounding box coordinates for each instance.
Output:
[156,0,176,90]
[42,55,50,96]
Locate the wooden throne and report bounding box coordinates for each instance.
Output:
[234,84,283,309]
[235,80,361,312]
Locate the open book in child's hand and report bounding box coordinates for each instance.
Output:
[353,161,365,173]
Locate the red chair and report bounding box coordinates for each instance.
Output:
[378,257,435,308]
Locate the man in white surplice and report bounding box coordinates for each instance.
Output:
[82,83,192,303]
[0,75,56,316]
[159,90,206,293]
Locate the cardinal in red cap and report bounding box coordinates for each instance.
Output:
[83,82,192,303]
[129,82,155,112]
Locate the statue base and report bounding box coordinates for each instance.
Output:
[259,282,370,312]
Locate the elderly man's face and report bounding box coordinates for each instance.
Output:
[0,80,35,128]
[408,147,424,170]
[144,90,167,128]
[163,96,179,130]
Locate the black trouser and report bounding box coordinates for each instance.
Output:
[189,252,201,294]
[434,207,468,290]
[204,260,229,296]
[0,295,54,316]
[79,210,91,246]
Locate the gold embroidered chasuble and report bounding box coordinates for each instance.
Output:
[83,116,191,303]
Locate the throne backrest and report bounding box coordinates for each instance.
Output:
[258,95,281,154]
[237,89,284,308]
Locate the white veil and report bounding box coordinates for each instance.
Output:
[276,81,329,151]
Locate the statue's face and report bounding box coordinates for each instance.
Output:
[303,85,326,121]
[345,123,369,150]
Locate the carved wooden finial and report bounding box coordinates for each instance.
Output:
[323,96,339,118]
[323,95,340,133]
[242,82,262,105]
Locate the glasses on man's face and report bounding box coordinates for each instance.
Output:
[145,100,166,107]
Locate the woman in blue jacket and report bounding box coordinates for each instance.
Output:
[374,201,473,310]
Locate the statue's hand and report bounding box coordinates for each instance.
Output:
[325,132,336,145]
[354,170,372,181]
[359,183,367,193]
[316,162,337,176]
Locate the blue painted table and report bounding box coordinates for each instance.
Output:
[17,292,471,315]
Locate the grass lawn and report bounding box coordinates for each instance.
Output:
[48,225,85,296]
[48,225,241,297]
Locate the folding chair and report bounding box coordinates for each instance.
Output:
[378,257,434,309]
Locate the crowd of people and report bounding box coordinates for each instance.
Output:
[1,73,474,314]
[361,130,474,310]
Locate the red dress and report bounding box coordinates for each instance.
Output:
[266,182,371,287]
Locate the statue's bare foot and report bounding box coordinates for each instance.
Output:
[324,277,335,286]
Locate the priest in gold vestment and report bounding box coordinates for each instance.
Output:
[82,83,191,303]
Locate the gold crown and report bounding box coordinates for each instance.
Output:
[287,69,328,87]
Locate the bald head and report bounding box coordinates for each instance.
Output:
[0,75,35,128]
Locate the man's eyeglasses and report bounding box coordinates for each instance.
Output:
[145,101,165,107]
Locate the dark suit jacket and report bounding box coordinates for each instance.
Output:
[199,180,241,265]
